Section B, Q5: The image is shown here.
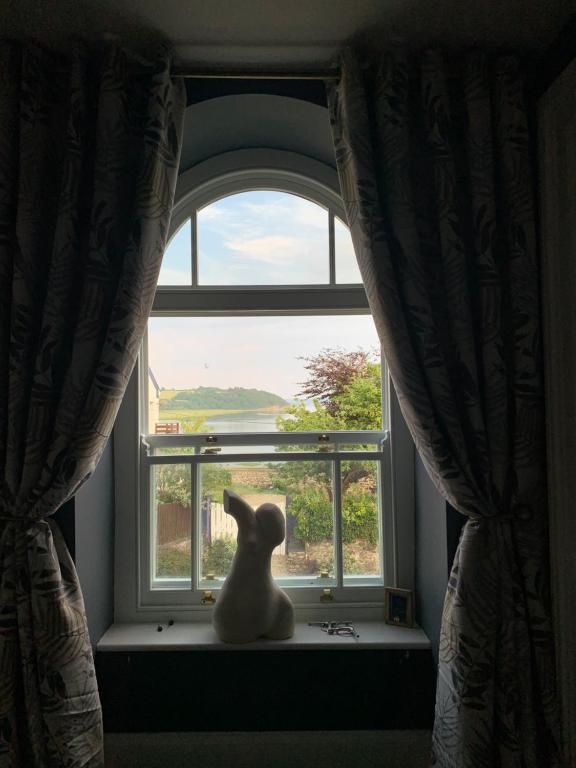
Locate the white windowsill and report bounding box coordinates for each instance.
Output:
[97,621,430,652]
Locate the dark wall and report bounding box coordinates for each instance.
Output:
[97,649,435,732]
[75,439,115,647]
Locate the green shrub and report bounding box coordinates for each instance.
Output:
[201,466,232,497]
[289,488,332,544]
[316,550,359,575]
[202,535,236,577]
[342,489,379,545]
[289,487,378,546]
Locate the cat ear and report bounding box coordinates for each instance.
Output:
[223,489,255,529]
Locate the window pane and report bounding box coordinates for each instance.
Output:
[147,315,382,434]
[199,460,334,585]
[342,460,382,584]
[158,219,192,285]
[153,464,191,585]
[197,191,329,285]
[335,217,362,284]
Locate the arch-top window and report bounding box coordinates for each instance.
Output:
[158,186,361,287]
[113,153,412,624]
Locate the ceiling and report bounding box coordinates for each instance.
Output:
[1,0,573,66]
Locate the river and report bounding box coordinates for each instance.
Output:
[202,411,297,454]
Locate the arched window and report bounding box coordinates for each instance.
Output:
[159,187,360,287]
[115,150,413,621]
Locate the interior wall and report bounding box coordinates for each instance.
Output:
[76,439,115,646]
[414,455,448,662]
[179,91,334,172]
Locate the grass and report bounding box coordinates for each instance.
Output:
[156,538,381,579]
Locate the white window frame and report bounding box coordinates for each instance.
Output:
[114,149,414,624]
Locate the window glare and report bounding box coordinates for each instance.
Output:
[197,190,329,285]
[335,217,362,284]
[158,219,191,285]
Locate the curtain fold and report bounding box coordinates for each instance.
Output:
[0,42,185,767]
[327,49,560,768]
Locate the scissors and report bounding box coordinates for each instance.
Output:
[308,620,359,638]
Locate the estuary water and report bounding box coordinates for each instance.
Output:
[203,411,281,433]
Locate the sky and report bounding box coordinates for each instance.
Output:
[152,189,373,399]
[148,315,380,399]
[158,189,362,286]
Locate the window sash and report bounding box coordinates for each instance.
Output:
[145,430,387,450]
[139,432,392,605]
[151,286,370,315]
[162,162,353,289]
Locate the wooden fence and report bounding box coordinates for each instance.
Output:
[157,495,287,555]
[156,502,190,545]
[208,497,286,556]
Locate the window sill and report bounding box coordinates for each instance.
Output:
[97,621,430,652]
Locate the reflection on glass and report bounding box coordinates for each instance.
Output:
[153,464,191,584]
[147,315,382,434]
[335,216,362,283]
[342,460,382,582]
[199,460,334,583]
[158,219,191,285]
[197,191,329,285]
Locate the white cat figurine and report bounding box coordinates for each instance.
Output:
[212,489,295,643]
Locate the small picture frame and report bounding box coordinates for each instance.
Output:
[384,587,414,628]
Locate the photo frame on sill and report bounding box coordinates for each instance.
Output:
[384,587,414,628]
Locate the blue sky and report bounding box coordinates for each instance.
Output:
[152,190,371,399]
[158,190,361,286]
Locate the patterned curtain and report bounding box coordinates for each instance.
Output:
[0,43,185,767]
[327,49,561,767]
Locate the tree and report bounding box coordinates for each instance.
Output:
[295,347,377,415]
[274,348,381,546]
[155,463,232,507]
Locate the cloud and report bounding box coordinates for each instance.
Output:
[198,205,224,221]
[223,235,304,264]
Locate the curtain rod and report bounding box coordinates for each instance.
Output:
[170,66,340,81]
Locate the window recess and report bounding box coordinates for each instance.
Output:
[114,151,414,623]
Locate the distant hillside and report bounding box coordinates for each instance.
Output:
[160,387,288,411]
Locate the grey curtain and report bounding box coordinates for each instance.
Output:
[0,43,185,767]
[327,49,560,767]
